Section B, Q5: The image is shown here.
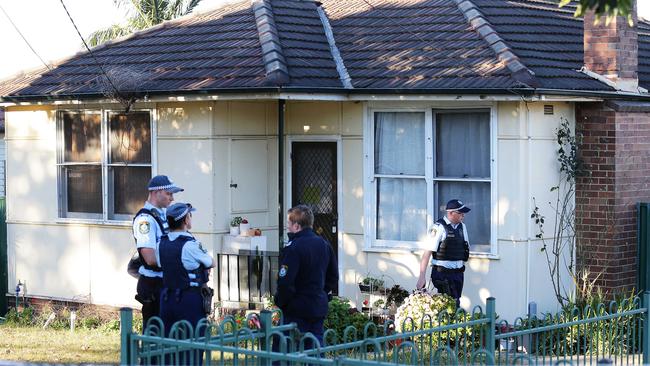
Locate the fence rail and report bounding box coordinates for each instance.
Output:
[121,292,650,365]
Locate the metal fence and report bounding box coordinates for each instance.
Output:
[120,293,650,365]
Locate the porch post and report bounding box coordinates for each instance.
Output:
[278,99,285,248]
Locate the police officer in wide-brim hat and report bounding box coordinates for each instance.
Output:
[416,199,471,306]
[132,175,183,332]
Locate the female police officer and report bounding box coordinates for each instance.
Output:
[158,202,214,343]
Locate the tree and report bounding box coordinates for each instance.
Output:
[561,0,635,25]
[87,0,202,47]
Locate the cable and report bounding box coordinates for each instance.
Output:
[0,3,52,72]
[58,0,122,98]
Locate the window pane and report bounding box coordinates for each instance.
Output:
[110,166,151,216]
[63,112,101,163]
[437,181,490,251]
[64,165,102,214]
[109,112,151,164]
[377,178,427,242]
[374,112,425,175]
[436,111,490,178]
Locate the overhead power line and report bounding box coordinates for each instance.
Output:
[0,3,52,72]
[58,0,123,99]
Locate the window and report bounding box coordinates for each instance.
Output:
[57,110,153,220]
[367,109,493,253]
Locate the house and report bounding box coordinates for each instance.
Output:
[1,0,649,320]
[0,107,5,197]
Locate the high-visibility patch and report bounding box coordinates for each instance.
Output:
[279,265,288,278]
[138,221,150,234]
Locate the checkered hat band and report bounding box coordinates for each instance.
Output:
[173,208,189,221]
[148,184,175,191]
[447,205,466,212]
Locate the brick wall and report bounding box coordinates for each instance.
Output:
[584,8,638,81]
[576,102,650,294]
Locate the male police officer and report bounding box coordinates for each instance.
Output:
[274,204,338,349]
[133,175,183,330]
[416,199,470,306]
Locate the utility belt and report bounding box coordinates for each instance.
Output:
[433,265,465,273]
[161,284,214,315]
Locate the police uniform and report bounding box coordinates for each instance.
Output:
[429,200,471,305]
[158,204,213,333]
[274,227,338,347]
[132,175,183,331]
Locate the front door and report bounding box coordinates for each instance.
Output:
[291,141,338,293]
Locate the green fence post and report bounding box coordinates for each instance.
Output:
[639,203,650,292]
[0,197,7,317]
[260,310,273,366]
[643,291,650,365]
[486,297,496,360]
[121,307,133,366]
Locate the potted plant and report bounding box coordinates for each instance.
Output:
[230,216,243,236]
[358,275,384,293]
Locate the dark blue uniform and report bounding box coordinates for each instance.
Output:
[274,228,338,347]
[159,232,211,365]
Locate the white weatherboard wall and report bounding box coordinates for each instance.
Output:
[5,99,573,320]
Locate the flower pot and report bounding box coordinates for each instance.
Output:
[230,226,240,236]
[358,284,371,292]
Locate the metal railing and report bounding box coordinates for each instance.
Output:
[120,292,650,365]
[216,250,279,307]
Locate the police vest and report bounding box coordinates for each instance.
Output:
[433,218,469,261]
[159,235,209,290]
[133,207,169,272]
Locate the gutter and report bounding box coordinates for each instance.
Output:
[3,85,650,105]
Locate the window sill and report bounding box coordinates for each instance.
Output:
[55,218,132,227]
[362,246,500,259]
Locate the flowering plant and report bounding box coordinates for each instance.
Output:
[230,216,243,227]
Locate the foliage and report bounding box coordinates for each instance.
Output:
[517,290,641,356]
[4,306,35,326]
[359,275,384,290]
[324,297,370,338]
[86,0,203,47]
[230,216,243,227]
[531,118,594,307]
[394,291,457,334]
[560,0,634,26]
[386,285,410,308]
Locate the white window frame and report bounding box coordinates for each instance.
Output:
[56,108,157,223]
[363,103,497,256]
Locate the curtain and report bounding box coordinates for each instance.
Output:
[375,112,427,241]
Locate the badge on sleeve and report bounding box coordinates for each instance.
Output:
[429,226,438,237]
[279,265,288,278]
[138,221,150,234]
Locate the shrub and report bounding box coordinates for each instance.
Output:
[324,297,370,340]
[5,306,35,326]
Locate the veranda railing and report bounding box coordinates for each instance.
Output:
[120,292,650,365]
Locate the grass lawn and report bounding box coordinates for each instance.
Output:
[0,325,120,364]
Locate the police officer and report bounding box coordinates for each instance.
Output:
[133,175,183,330]
[158,202,214,333]
[416,199,471,306]
[274,204,338,349]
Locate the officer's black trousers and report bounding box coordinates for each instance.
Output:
[430,269,464,307]
[136,275,163,332]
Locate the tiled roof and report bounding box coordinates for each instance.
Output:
[473,0,611,90]
[2,0,641,100]
[320,0,520,89]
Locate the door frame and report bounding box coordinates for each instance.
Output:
[285,135,343,280]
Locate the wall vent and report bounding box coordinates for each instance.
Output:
[544,105,554,115]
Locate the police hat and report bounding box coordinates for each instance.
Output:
[148,175,184,193]
[166,202,196,222]
[445,199,471,213]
